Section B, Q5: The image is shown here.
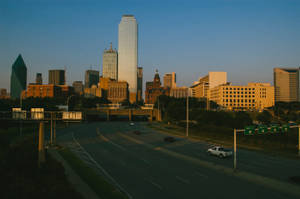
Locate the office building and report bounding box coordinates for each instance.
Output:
[36,73,43,84]
[163,72,176,88]
[84,85,102,98]
[118,15,138,103]
[190,72,227,98]
[49,70,65,85]
[170,87,189,98]
[72,81,84,95]
[210,82,274,111]
[274,68,299,102]
[10,54,27,99]
[23,84,61,98]
[102,43,118,80]
[137,67,143,102]
[85,70,99,88]
[108,81,129,103]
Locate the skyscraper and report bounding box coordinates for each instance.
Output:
[49,70,65,85]
[274,67,299,102]
[102,43,118,80]
[137,67,143,102]
[10,54,27,99]
[163,72,176,88]
[85,70,99,88]
[36,73,43,84]
[118,15,138,103]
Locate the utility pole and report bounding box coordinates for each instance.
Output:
[186,92,189,137]
[298,125,300,157]
[38,122,45,168]
[50,112,53,145]
[234,129,237,170]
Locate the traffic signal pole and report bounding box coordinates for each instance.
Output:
[234,129,236,170]
[38,122,45,168]
[298,125,300,157]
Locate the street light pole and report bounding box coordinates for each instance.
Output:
[186,90,189,137]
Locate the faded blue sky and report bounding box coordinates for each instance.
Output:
[1,0,299,91]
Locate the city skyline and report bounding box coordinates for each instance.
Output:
[1,0,299,90]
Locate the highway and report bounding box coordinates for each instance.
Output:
[56,122,300,199]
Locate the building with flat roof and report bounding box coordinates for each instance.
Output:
[108,81,128,103]
[85,70,99,88]
[49,70,65,85]
[274,67,299,102]
[36,73,42,84]
[102,43,118,80]
[163,72,176,89]
[72,81,84,95]
[190,72,227,99]
[137,67,143,102]
[118,15,138,103]
[23,84,61,98]
[170,87,189,98]
[210,82,274,111]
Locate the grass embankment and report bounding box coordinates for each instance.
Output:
[149,122,299,158]
[58,148,129,199]
[0,122,83,199]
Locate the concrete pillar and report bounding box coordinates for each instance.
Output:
[38,122,45,167]
[148,111,153,122]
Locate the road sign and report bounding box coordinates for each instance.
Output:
[244,126,255,135]
[258,125,268,134]
[270,125,280,133]
[281,124,289,133]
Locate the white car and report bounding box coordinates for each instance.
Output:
[130,122,135,126]
[207,146,232,158]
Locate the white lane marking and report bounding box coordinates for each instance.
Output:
[175,176,190,184]
[72,132,133,199]
[98,133,127,151]
[195,171,208,178]
[146,179,163,190]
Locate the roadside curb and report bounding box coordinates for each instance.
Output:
[48,148,100,199]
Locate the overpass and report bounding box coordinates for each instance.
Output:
[84,108,162,122]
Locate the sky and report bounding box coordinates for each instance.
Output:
[1,0,299,91]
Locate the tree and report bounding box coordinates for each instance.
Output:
[257,110,272,124]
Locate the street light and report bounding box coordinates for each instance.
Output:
[186,88,189,137]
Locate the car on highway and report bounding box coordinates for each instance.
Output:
[130,122,135,126]
[207,146,232,158]
[164,136,175,143]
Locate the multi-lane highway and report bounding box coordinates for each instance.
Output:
[56,122,300,199]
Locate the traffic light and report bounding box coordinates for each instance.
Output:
[258,125,268,134]
[244,126,255,135]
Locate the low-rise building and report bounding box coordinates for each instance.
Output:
[170,87,189,98]
[23,84,61,98]
[84,85,102,98]
[209,82,274,111]
[108,81,128,103]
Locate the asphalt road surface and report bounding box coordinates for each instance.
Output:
[56,122,300,199]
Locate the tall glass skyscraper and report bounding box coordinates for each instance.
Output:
[10,54,27,99]
[118,15,138,103]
